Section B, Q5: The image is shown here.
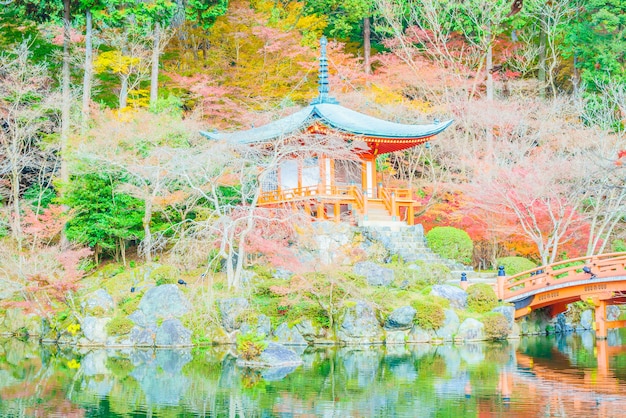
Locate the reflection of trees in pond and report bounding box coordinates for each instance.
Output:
[0,339,525,417]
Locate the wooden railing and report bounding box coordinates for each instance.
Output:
[497,252,626,301]
[258,184,419,225]
[380,187,418,225]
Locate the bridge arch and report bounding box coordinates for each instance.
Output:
[496,253,626,338]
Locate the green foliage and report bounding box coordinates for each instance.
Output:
[612,239,626,252]
[426,226,473,265]
[565,301,593,325]
[23,184,55,211]
[150,265,181,286]
[482,313,509,340]
[118,295,142,315]
[466,283,498,314]
[236,333,267,361]
[106,316,134,336]
[411,298,446,331]
[563,1,626,88]
[496,256,536,276]
[63,173,144,260]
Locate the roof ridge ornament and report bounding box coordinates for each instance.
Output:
[311,36,339,105]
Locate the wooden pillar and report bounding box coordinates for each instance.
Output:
[317,202,325,220]
[595,300,608,340]
[408,205,414,226]
[334,203,340,223]
[304,202,311,217]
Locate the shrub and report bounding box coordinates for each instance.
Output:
[612,239,626,252]
[466,283,498,314]
[496,257,536,276]
[412,298,446,330]
[425,226,473,265]
[236,333,268,361]
[150,265,181,286]
[483,313,509,340]
[106,316,134,336]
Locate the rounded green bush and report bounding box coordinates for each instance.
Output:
[483,313,509,340]
[496,256,536,276]
[425,226,473,265]
[466,283,498,313]
[412,298,446,330]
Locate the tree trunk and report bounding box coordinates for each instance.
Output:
[61,0,71,185]
[150,21,161,108]
[82,9,93,129]
[363,17,371,75]
[120,76,129,109]
[538,28,546,98]
[486,22,493,100]
[11,167,21,241]
[142,198,153,263]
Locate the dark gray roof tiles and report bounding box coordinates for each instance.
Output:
[200,103,453,144]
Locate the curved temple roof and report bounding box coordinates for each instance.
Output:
[200,103,453,146]
[200,36,453,154]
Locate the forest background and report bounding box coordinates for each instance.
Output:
[0,0,625,312]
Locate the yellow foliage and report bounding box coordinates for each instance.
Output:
[94,51,141,75]
[127,89,150,108]
[369,84,432,113]
[66,323,80,336]
[67,359,81,369]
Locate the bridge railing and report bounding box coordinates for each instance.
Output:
[497,252,626,301]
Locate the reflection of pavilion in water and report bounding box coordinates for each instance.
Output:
[511,338,626,417]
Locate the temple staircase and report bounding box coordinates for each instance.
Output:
[358,200,404,228]
[361,224,496,284]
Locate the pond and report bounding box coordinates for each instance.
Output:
[1,330,626,417]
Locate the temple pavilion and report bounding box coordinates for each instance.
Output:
[201,37,452,226]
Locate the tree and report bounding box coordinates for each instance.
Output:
[564,0,626,90]
[0,42,58,242]
[75,108,200,263]
[63,172,144,264]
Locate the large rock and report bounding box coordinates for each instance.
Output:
[0,308,41,336]
[337,301,384,344]
[580,310,594,330]
[384,306,416,330]
[492,306,515,331]
[407,326,431,343]
[80,316,111,345]
[129,325,157,346]
[156,319,192,347]
[430,285,467,310]
[353,261,394,287]
[81,289,115,314]
[217,298,249,333]
[456,318,485,342]
[294,320,328,343]
[607,305,621,321]
[273,323,308,346]
[385,330,408,344]
[434,309,460,342]
[312,221,353,265]
[137,284,191,321]
[241,314,271,338]
[237,342,303,368]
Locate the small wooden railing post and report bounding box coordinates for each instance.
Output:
[391,191,397,221]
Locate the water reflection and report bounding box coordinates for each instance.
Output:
[1,332,626,417]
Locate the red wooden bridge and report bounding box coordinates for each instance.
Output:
[496,252,626,338]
